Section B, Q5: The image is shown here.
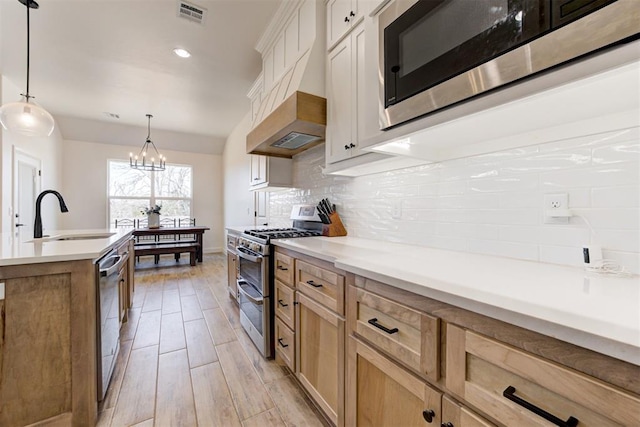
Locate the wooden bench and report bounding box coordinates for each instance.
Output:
[134,242,199,266]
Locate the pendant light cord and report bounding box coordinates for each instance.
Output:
[23,0,32,101]
[147,114,152,140]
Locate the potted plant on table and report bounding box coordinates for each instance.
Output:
[142,204,162,229]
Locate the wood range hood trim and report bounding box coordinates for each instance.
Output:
[247,91,326,158]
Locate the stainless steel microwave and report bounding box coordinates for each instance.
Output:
[379,0,640,129]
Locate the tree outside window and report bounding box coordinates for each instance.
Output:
[108,160,192,227]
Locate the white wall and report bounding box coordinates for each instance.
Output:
[223,112,254,229]
[61,139,223,252]
[269,127,640,274]
[1,75,64,235]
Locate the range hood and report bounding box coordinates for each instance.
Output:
[247,44,326,158]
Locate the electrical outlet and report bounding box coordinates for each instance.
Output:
[544,193,570,224]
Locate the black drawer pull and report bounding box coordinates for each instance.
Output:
[306,280,322,288]
[278,299,288,307]
[368,318,399,334]
[278,338,289,348]
[503,386,578,427]
[277,265,288,271]
[422,409,435,423]
[441,423,453,427]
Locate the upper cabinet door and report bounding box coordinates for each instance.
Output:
[327,0,361,50]
[326,35,353,164]
[250,155,267,186]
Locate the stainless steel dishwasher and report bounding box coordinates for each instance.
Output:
[96,249,127,400]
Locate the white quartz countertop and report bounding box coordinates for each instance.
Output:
[271,236,640,365]
[0,229,133,266]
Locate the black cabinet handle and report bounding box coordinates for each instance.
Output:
[349,143,356,148]
[344,144,350,150]
[344,16,350,22]
[306,280,322,288]
[278,299,289,307]
[350,10,355,16]
[503,386,578,427]
[422,409,435,423]
[441,423,453,427]
[368,318,399,334]
[278,338,289,348]
[277,265,288,271]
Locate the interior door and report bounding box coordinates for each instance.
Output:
[13,151,41,241]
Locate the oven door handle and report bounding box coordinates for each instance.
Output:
[237,280,264,305]
[236,247,263,263]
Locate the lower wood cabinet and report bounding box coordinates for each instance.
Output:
[226,251,238,301]
[296,292,345,426]
[347,337,442,426]
[446,324,640,427]
[275,316,295,371]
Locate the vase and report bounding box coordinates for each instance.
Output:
[148,212,160,229]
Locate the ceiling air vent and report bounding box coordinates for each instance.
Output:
[177,1,207,25]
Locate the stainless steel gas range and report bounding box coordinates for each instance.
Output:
[235,205,322,357]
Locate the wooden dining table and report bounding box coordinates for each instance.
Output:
[132,226,210,262]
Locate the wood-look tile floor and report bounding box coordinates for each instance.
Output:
[97,254,326,427]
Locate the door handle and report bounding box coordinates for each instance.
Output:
[15,223,25,227]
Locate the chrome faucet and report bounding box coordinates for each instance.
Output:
[34,190,69,238]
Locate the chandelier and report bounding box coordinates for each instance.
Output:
[0,0,55,137]
[129,114,166,171]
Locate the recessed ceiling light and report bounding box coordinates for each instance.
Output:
[173,48,191,58]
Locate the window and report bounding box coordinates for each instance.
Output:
[108,160,192,227]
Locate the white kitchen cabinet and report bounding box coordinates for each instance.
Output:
[327,0,362,50]
[326,22,366,165]
[249,155,293,191]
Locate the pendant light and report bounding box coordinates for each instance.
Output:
[0,0,55,137]
[129,114,166,171]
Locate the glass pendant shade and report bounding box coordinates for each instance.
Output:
[0,96,55,137]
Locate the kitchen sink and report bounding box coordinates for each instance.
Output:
[28,232,116,242]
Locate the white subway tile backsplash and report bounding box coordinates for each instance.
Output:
[592,142,640,164]
[591,186,640,208]
[540,163,640,189]
[270,127,640,274]
[469,176,539,193]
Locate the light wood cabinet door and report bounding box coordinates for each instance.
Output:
[227,252,238,301]
[275,317,295,371]
[118,265,127,324]
[346,337,442,427]
[296,259,345,315]
[296,292,345,426]
[442,395,495,427]
[352,287,439,382]
[446,324,640,427]
[275,279,295,329]
[274,251,294,286]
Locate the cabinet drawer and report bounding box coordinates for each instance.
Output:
[446,325,640,427]
[275,279,295,329]
[275,317,295,372]
[296,259,345,315]
[442,395,495,427]
[354,288,439,382]
[274,252,294,286]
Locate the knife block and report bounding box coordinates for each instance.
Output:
[322,212,347,237]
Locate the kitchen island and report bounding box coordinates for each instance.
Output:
[0,229,134,427]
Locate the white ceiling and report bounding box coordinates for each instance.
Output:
[0,0,280,154]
